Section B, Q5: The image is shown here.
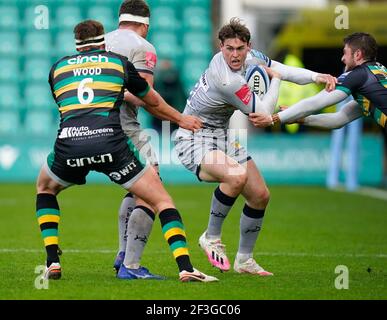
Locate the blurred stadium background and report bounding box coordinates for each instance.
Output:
[0,0,386,186]
[0,0,386,301]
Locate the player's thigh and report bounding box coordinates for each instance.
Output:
[134,164,160,210]
[129,166,174,213]
[127,128,161,207]
[241,159,270,205]
[37,151,85,194]
[199,150,246,182]
[100,149,173,213]
[36,166,66,195]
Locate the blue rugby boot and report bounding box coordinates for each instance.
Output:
[113,251,125,273]
[117,264,165,280]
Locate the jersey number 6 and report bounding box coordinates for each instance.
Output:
[78,78,94,105]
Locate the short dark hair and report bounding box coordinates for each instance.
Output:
[119,0,150,26]
[74,19,104,41]
[343,32,378,61]
[218,17,251,44]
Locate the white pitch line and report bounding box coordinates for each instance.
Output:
[332,186,387,201]
[1,248,386,258]
[356,187,387,201]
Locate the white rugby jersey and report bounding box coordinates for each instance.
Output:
[183,50,280,129]
[105,29,157,127]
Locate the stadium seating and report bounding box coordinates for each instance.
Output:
[54,6,82,30]
[24,83,55,110]
[23,31,52,57]
[23,58,52,82]
[186,0,211,7]
[151,32,182,66]
[148,0,181,8]
[54,31,77,59]
[151,7,180,32]
[0,6,19,30]
[181,58,209,95]
[24,110,54,136]
[0,110,20,136]
[87,6,116,32]
[0,32,20,56]
[0,85,22,110]
[0,0,213,137]
[182,32,213,60]
[182,6,211,32]
[0,58,19,83]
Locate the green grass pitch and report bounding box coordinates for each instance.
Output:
[0,183,386,300]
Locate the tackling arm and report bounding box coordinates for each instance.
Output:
[123,71,154,107]
[248,89,349,128]
[139,88,202,131]
[278,89,349,123]
[125,71,201,130]
[270,60,336,90]
[270,60,316,84]
[303,100,363,129]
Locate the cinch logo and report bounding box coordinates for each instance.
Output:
[68,54,109,65]
[58,127,114,139]
[66,153,113,167]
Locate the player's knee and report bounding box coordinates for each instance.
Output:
[36,167,63,195]
[258,187,270,206]
[147,188,174,214]
[36,182,60,195]
[154,197,175,214]
[226,171,248,191]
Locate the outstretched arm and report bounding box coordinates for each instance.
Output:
[278,89,349,123]
[249,89,349,127]
[270,60,337,91]
[303,100,363,129]
[125,69,202,132]
[140,88,202,131]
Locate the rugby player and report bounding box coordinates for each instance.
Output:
[104,0,202,279]
[36,19,217,283]
[174,18,336,275]
[249,33,387,135]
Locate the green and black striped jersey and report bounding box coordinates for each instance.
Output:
[49,49,149,119]
[48,49,150,156]
[336,61,387,128]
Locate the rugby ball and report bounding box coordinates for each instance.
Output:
[245,64,270,98]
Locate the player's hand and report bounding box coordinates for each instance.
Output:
[178,115,202,132]
[263,66,281,79]
[248,113,273,128]
[277,106,305,124]
[279,105,288,112]
[315,74,337,92]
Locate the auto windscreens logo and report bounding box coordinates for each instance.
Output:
[58,126,114,139]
